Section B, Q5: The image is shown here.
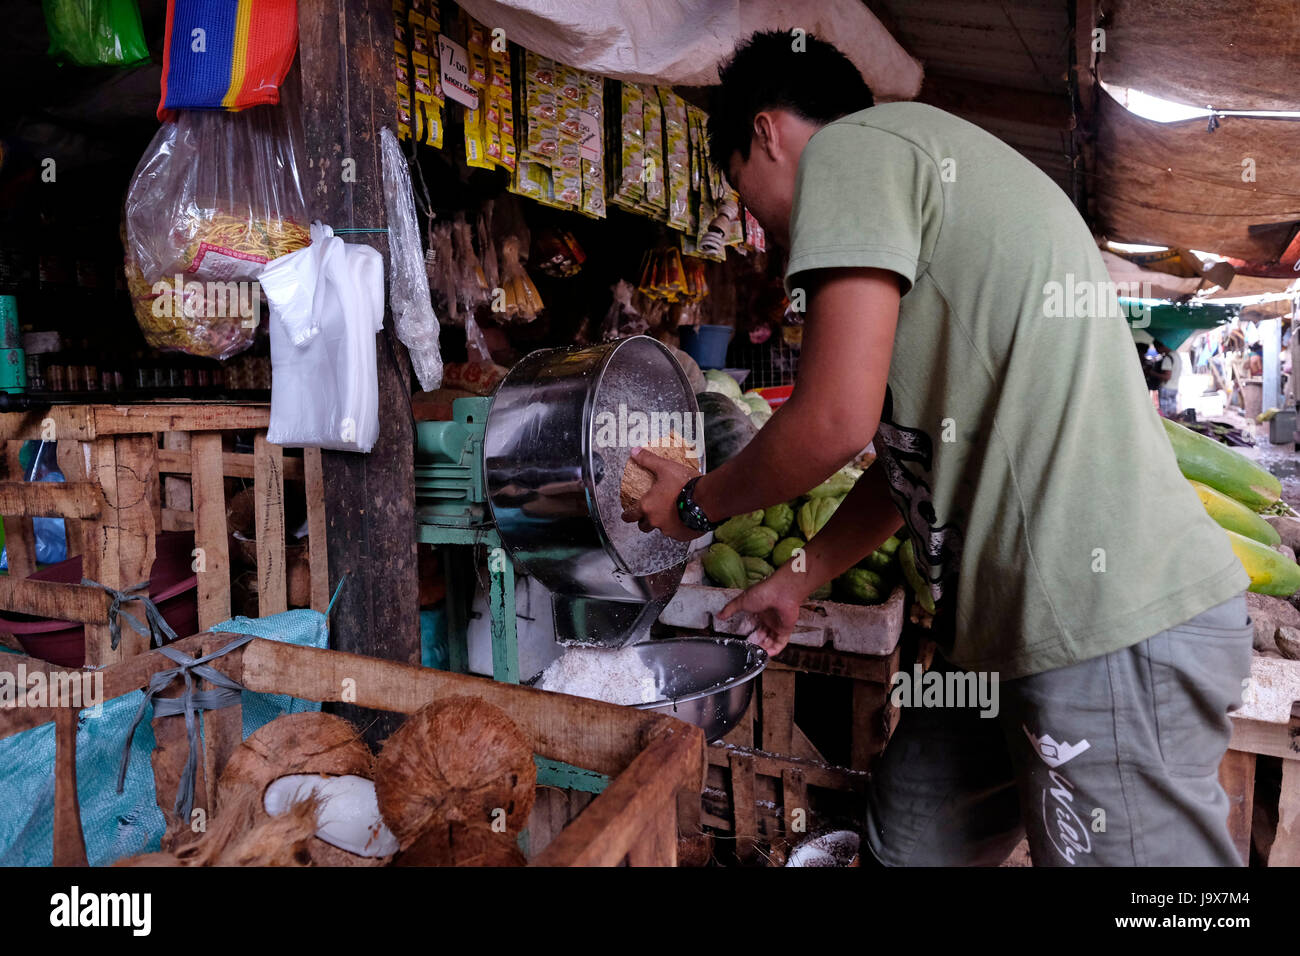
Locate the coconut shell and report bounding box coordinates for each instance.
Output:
[620,430,701,512]
[394,823,527,867]
[215,712,389,866]
[217,712,374,803]
[373,696,536,847]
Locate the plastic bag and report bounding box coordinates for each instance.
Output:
[124,100,310,360]
[0,441,66,570]
[261,223,383,453]
[43,0,149,68]
[379,127,443,392]
[158,0,297,118]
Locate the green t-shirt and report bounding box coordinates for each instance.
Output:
[785,102,1248,679]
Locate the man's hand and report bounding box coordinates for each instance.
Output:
[619,447,704,542]
[718,567,808,656]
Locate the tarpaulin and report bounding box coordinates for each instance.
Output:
[454,0,923,100]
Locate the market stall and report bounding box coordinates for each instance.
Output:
[0,0,1297,882]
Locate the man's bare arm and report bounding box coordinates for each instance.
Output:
[694,267,900,521]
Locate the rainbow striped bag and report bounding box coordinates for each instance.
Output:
[158,0,298,120]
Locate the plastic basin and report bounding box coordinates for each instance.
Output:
[0,532,199,667]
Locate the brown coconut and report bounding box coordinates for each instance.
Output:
[620,431,700,513]
[215,712,389,866]
[394,823,527,867]
[373,696,536,847]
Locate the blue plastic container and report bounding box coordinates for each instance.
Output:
[679,324,734,369]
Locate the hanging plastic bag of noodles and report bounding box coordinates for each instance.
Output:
[123,92,310,360]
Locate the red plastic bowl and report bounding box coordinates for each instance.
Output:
[0,532,199,667]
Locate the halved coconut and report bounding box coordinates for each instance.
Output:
[373,696,536,848]
[216,712,389,866]
[264,774,399,859]
[395,823,527,867]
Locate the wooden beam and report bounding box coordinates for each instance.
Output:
[90,403,270,436]
[52,708,88,866]
[238,637,681,777]
[254,435,287,616]
[1218,748,1255,866]
[0,480,103,518]
[156,448,304,481]
[190,433,231,630]
[0,578,112,623]
[3,440,36,579]
[300,0,419,744]
[303,447,330,612]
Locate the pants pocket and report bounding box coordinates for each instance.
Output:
[1148,617,1252,777]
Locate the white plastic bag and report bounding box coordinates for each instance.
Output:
[262,222,384,452]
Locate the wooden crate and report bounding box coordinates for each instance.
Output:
[0,634,706,867]
[1220,654,1300,866]
[699,640,905,865]
[0,403,329,666]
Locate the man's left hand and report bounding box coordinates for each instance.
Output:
[619,447,705,542]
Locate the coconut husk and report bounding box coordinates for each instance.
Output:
[620,430,701,512]
[113,789,320,867]
[215,712,390,866]
[217,713,374,802]
[373,696,536,847]
[394,823,528,867]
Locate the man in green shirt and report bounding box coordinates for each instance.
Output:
[624,31,1252,866]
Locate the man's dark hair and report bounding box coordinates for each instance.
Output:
[707,30,874,164]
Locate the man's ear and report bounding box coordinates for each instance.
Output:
[753,111,779,161]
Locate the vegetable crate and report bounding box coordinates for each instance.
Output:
[0,634,706,867]
[700,641,903,864]
[0,403,330,666]
[1220,653,1300,866]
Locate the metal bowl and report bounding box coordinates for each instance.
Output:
[631,637,767,742]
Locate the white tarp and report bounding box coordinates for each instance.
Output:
[455,0,923,100]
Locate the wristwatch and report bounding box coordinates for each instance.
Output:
[676,475,718,533]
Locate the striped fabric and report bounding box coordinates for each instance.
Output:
[158,0,298,120]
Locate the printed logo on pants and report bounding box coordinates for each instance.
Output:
[1023,724,1094,864]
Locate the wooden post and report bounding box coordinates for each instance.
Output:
[253,435,287,616]
[52,708,88,867]
[299,0,419,744]
[191,433,231,630]
[3,440,36,578]
[1218,748,1255,866]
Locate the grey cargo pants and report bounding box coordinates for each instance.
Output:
[864,593,1253,866]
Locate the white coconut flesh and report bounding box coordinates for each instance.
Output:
[263,773,400,858]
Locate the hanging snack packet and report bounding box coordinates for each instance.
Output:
[393,0,413,141]
[464,106,493,169]
[640,85,666,217]
[610,81,644,208]
[659,88,691,231]
[579,73,606,219]
[488,43,516,170]
[524,51,559,165]
[555,64,583,142]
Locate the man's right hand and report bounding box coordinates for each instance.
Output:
[718,567,808,656]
